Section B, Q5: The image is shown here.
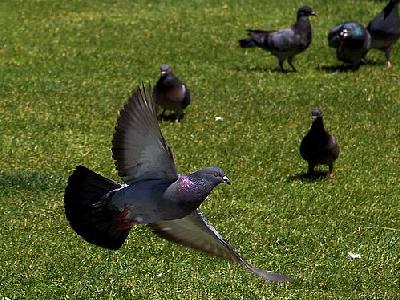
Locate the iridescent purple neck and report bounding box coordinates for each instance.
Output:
[179,175,194,190]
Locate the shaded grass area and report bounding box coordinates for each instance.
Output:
[0,0,399,299]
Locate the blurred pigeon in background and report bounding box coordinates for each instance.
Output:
[153,64,192,122]
[64,85,290,282]
[300,109,340,175]
[238,5,316,72]
[328,22,371,67]
[367,0,400,69]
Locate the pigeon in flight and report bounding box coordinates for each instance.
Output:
[328,22,371,67]
[153,64,192,122]
[64,85,290,282]
[300,109,340,175]
[238,5,316,72]
[366,0,400,69]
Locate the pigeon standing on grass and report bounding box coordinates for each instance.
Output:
[300,109,340,175]
[153,64,192,122]
[367,0,400,69]
[238,5,316,72]
[64,85,290,283]
[328,22,371,67]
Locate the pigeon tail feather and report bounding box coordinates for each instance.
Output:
[246,30,272,48]
[238,37,258,48]
[384,0,399,19]
[182,88,192,109]
[64,165,130,250]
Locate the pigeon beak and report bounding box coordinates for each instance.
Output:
[222,175,231,185]
[311,116,318,122]
[311,11,316,16]
[161,71,167,75]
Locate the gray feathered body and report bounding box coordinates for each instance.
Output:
[266,17,312,60]
[367,0,400,52]
[238,7,314,71]
[107,179,178,224]
[246,22,311,59]
[328,22,371,66]
[108,174,218,224]
[300,118,339,173]
[153,71,191,120]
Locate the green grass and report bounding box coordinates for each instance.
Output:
[0,0,399,299]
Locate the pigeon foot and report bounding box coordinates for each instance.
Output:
[326,172,335,181]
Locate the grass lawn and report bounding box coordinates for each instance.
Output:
[0,0,399,299]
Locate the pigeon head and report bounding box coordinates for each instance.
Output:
[339,28,352,40]
[338,28,351,48]
[311,108,323,122]
[191,167,231,186]
[160,64,172,76]
[169,167,230,212]
[297,5,316,17]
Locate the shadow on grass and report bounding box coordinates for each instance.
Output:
[318,60,382,73]
[287,170,329,183]
[158,113,187,123]
[0,170,64,191]
[363,60,384,66]
[231,65,296,74]
[318,64,360,73]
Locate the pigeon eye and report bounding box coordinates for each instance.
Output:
[213,172,220,177]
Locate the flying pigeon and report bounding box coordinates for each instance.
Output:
[238,5,316,72]
[299,109,340,175]
[64,85,290,282]
[328,22,371,67]
[153,64,192,122]
[366,0,400,69]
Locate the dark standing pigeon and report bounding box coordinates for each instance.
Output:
[238,5,316,72]
[64,85,290,282]
[153,64,192,122]
[328,22,371,67]
[367,0,400,69]
[300,109,340,175]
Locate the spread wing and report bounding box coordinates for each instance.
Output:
[149,209,291,282]
[112,84,178,184]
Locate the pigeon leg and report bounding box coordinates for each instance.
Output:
[174,109,183,123]
[278,60,285,72]
[384,47,393,69]
[360,53,367,65]
[327,172,335,181]
[361,51,367,64]
[327,165,335,180]
[307,163,315,174]
[157,107,166,117]
[157,109,166,120]
[328,163,334,174]
[288,57,297,72]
